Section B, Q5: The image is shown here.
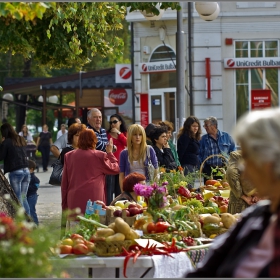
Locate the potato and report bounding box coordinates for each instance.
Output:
[114,217,131,235]
[203,215,221,224]
[106,233,126,242]
[107,222,117,232]
[96,228,115,237]
[221,213,237,229]
[125,229,140,240]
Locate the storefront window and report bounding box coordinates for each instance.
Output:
[235,40,279,120]
[149,45,177,89]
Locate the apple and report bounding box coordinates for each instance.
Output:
[115,201,125,209]
[125,209,131,217]
[128,203,138,209]
[113,209,122,217]
[128,207,140,216]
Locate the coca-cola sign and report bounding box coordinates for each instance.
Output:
[108,89,128,105]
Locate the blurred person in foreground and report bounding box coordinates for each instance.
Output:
[186,108,280,278]
[61,129,119,218]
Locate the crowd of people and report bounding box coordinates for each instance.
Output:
[2,106,280,276]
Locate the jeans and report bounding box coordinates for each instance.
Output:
[9,168,31,215]
[27,194,39,225]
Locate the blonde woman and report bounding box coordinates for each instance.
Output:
[119,124,158,191]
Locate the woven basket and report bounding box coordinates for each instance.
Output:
[199,154,228,189]
[94,240,133,257]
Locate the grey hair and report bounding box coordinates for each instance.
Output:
[204,116,218,128]
[87,108,101,118]
[233,108,280,177]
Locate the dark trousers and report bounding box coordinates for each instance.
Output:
[40,145,50,171]
[202,163,224,184]
[105,174,121,206]
[27,193,39,225]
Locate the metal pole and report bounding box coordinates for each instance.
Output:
[131,22,136,123]
[188,2,194,116]
[176,3,185,132]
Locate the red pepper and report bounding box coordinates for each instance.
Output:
[178,186,192,198]
[154,221,171,233]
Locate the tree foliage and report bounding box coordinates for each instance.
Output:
[0,2,126,69]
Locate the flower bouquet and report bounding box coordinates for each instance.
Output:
[133,181,169,222]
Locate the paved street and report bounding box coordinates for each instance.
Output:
[36,168,62,227]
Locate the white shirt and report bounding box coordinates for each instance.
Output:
[56,129,68,139]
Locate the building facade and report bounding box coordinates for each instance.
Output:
[126,2,280,134]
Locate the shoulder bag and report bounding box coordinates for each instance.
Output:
[49,156,63,186]
[146,145,155,182]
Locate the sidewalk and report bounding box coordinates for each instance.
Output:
[35,165,62,229]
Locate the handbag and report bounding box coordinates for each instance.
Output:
[146,145,155,182]
[49,157,63,186]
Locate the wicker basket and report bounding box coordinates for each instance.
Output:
[199,154,229,189]
[94,240,133,257]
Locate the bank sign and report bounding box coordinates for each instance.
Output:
[139,61,177,73]
[224,57,280,69]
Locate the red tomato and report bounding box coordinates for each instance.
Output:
[154,221,170,233]
[72,243,89,255]
[70,233,84,240]
[147,222,156,233]
[85,241,95,252]
[59,245,73,254]
[73,238,86,245]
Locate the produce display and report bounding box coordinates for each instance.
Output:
[57,170,238,267]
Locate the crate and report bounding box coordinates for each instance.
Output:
[94,240,133,257]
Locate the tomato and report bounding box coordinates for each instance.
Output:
[219,205,228,213]
[59,245,73,254]
[147,222,156,233]
[72,243,89,255]
[70,233,84,240]
[154,221,170,233]
[85,241,95,252]
[73,238,86,246]
[61,238,74,246]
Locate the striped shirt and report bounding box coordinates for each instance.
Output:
[87,124,108,152]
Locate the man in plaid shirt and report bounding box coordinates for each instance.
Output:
[199,116,236,184]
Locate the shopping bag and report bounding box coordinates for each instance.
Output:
[49,158,63,186]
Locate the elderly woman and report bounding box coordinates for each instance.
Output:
[110,172,146,206]
[226,150,259,214]
[186,107,280,278]
[61,129,119,216]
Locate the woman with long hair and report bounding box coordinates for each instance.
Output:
[0,123,30,215]
[61,129,119,216]
[106,113,128,205]
[177,116,201,175]
[119,124,158,191]
[19,124,33,143]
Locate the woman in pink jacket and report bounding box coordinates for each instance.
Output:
[61,129,119,217]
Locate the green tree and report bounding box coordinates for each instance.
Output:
[0,2,126,69]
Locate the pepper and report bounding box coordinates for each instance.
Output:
[178,186,192,198]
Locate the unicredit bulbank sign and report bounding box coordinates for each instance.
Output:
[224,57,280,69]
[139,61,177,73]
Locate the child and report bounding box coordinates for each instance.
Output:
[27,159,40,225]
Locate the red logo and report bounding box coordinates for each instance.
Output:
[142,64,147,72]
[119,67,131,80]
[227,59,235,67]
[109,89,128,105]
